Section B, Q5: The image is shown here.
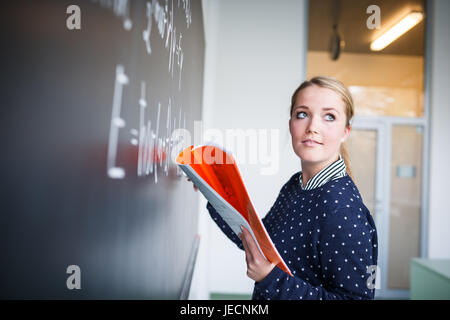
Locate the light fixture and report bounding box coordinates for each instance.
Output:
[370,11,424,51]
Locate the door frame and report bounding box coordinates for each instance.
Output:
[352,115,429,299]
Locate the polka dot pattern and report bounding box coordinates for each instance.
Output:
[207,172,378,300]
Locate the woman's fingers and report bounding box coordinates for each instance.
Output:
[240,225,275,282]
[239,230,252,265]
[187,178,198,191]
[241,226,260,258]
[239,226,255,260]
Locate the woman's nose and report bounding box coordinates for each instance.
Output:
[306,116,320,134]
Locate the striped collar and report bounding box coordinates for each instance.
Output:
[299,154,347,190]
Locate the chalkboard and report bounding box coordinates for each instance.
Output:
[0,0,204,299]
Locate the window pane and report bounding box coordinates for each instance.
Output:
[346,129,377,221]
[349,86,423,117]
[388,125,423,289]
[307,51,424,118]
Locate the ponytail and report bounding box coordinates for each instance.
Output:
[340,142,354,182]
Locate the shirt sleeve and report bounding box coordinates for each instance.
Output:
[205,181,291,252]
[253,206,378,300]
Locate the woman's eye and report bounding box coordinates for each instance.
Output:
[296,111,307,119]
[295,112,335,121]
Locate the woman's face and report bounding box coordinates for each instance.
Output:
[289,85,350,166]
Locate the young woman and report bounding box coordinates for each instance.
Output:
[190,76,378,300]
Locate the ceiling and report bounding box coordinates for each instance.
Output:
[308,0,426,56]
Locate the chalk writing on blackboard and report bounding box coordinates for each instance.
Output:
[142,0,185,89]
[106,0,192,181]
[143,2,153,54]
[130,128,139,146]
[138,81,149,176]
[91,0,133,31]
[107,65,128,179]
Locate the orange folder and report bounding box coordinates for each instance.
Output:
[176,144,292,276]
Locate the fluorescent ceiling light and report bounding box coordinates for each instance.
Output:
[370,11,424,51]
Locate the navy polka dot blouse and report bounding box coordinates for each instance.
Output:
[206,171,378,300]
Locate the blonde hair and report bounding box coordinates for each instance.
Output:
[289,76,355,181]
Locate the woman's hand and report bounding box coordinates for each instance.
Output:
[187,178,199,192]
[239,225,276,283]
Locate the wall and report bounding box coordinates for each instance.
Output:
[307,51,424,89]
[428,0,450,259]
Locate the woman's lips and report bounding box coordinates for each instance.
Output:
[302,139,322,146]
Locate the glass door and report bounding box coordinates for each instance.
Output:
[347,118,425,299]
[387,124,423,292]
[346,120,385,297]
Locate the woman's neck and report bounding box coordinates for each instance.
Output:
[300,154,340,188]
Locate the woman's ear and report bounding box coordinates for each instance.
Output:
[341,125,351,143]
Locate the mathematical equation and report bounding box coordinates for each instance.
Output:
[102,0,192,181]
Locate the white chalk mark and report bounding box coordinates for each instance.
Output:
[108,167,125,179]
[154,0,166,39]
[165,0,174,50]
[113,117,125,127]
[158,138,163,167]
[178,105,182,130]
[166,98,171,132]
[138,82,149,177]
[176,0,191,28]
[165,98,171,174]
[123,18,132,30]
[173,117,176,135]
[155,102,161,140]
[92,0,133,31]
[117,72,129,85]
[154,102,161,181]
[144,120,154,176]
[143,1,153,54]
[145,0,184,85]
[107,65,128,179]
[130,128,138,136]
[177,32,183,89]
